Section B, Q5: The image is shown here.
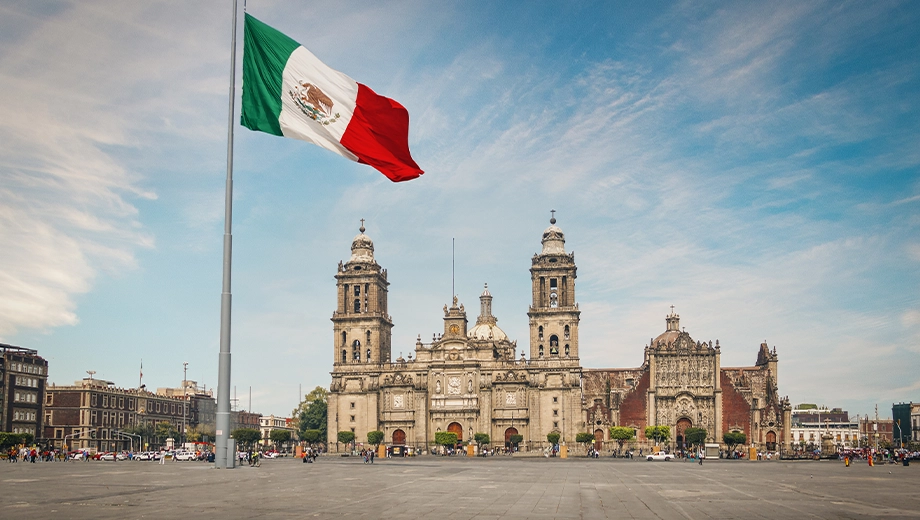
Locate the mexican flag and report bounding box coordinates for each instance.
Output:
[241,14,423,182]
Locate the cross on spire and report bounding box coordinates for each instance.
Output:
[670,305,675,315]
[359,218,365,233]
[550,209,556,224]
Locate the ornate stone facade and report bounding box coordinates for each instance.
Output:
[327,218,791,453]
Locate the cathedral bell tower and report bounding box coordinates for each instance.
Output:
[528,212,580,361]
[331,222,393,366]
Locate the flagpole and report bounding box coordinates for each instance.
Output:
[215,0,238,470]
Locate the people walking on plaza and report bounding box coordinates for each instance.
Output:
[370,449,375,464]
[159,449,166,465]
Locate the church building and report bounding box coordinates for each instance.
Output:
[326,218,791,453]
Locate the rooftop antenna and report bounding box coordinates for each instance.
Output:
[86,370,96,382]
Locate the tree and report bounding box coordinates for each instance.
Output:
[367,430,384,447]
[474,433,490,447]
[232,428,262,449]
[154,421,179,443]
[723,431,747,452]
[435,431,458,447]
[609,426,635,451]
[270,430,292,448]
[337,430,356,451]
[547,432,561,446]
[576,432,595,454]
[509,434,523,448]
[644,425,670,445]
[684,427,707,450]
[292,386,328,440]
[302,429,322,446]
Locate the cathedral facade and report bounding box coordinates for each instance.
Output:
[326,219,791,453]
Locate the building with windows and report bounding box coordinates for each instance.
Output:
[258,414,296,447]
[327,218,791,453]
[0,343,49,439]
[789,407,859,449]
[44,377,213,452]
[912,403,920,443]
[157,381,217,441]
[858,416,894,447]
[892,402,913,447]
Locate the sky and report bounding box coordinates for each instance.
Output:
[1,0,918,421]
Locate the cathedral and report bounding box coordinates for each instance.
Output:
[326,218,791,453]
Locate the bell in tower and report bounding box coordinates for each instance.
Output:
[331,221,393,366]
[527,211,581,361]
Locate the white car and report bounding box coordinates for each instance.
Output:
[100,452,126,461]
[133,452,153,461]
[646,451,673,461]
[174,451,197,461]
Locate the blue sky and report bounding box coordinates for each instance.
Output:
[1,1,918,420]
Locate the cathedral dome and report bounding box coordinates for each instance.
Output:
[469,283,507,341]
[349,222,375,263]
[541,214,566,255]
[468,322,508,341]
[652,310,683,346]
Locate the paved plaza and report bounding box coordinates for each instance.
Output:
[2,455,918,519]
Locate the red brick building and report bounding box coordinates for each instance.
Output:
[583,311,791,452]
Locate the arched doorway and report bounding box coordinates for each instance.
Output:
[504,427,519,449]
[392,429,406,445]
[766,431,777,451]
[594,429,605,452]
[676,418,692,449]
[447,422,463,443]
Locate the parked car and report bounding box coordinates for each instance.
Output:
[646,451,672,461]
[262,451,282,459]
[174,450,197,461]
[133,451,153,461]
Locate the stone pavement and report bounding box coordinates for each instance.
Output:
[2,455,917,519]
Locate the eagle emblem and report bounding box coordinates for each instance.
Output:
[289,81,341,125]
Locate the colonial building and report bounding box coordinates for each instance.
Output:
[44,377,215,452]
[327,218,791,453]
[0,343,48,439]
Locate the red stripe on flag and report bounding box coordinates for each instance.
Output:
[340,83,424,182]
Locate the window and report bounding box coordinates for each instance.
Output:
[564,325,570,340]
[553,396,558,403]
[553,410,558,416]
[538,326,544,341]
[119,397,124,408]
[550,279,558,307]
[350,415,355,422]
[366,349,371,362]
[342,350,347,363]
[539,345,544,357]
[354,285,360,296]
[553,422,558,429]
[350,402,355,409]
[103,395,109,407]
[354,299,361,313]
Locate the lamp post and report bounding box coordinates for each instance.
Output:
[182,362,188,449]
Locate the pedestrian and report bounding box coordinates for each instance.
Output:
[370,449,375,464]
[159,449,166,465]
[698,452,704,465]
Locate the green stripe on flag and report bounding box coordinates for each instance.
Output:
[241,14,301,136]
